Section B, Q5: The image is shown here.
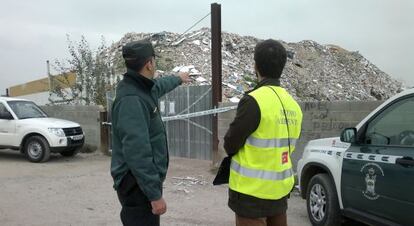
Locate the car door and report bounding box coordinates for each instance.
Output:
[341,95,414,225]
[0,102,17,147]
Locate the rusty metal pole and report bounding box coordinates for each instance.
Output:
[211,3,222,160]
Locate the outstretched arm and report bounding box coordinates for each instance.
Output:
[152,72,192,98]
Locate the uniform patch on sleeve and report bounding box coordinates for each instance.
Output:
[282,151,289,164]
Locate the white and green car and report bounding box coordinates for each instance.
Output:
[298,88,414,226]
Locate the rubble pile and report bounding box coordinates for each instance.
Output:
[107,28,403,101]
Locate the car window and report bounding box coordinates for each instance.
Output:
[0,103,7,114]
[7,101,47,119]
[0,103,13,119]
[365,96,414,146]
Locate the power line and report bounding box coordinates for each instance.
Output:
[181,12,211,37]
[170,12,211,45]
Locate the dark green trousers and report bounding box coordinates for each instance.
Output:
[117,172,160,226]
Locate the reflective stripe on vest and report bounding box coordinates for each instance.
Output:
[246,137,297,148]
[231,160,293,181]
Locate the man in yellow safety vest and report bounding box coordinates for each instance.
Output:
[224,39,303,226]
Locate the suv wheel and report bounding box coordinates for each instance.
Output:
[306,174,341,226]
[60,148,79,157]
[24,136,51,163]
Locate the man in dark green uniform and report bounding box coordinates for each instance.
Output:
[111,40,191,226]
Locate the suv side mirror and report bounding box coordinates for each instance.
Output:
[340,127,357,143]
[0,111,14,120]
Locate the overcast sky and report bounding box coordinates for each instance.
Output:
[0,0,413,95]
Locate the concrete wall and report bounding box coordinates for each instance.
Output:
[41,105,103,152]
[13,91,50,106]
[215,101,384,168]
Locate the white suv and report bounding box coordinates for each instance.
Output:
[0,97,84,162]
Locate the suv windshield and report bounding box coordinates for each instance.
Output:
[7,101,48,119]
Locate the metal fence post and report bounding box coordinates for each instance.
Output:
[100,111,110,156]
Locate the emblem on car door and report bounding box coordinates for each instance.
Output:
[361,163,384,200]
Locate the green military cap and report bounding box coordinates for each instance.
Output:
[122,40,156,61]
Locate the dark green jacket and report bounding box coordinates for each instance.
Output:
[111,68,182,201]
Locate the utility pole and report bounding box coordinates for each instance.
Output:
[211,3,222,159]
[46,60,52,91]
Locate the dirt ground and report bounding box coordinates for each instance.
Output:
[0,150,312,226]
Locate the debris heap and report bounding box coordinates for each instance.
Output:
[107,28,403,102]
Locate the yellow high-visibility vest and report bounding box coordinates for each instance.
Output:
[229,86,303,200]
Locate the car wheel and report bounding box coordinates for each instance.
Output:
[24,136,51,163]
[60,148,79,157]
[306,174,341,226]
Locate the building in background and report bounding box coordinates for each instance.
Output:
[7,73,76,105]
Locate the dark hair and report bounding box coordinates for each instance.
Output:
[254,39,287,79]
[124,57,152,71]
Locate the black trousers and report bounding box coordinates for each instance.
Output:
[117,172,160,226]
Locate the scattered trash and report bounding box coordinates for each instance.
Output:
[176,187,191,194]
[229,97,240,103]
[192,40,201,46]
[195,77,208,83]
[172,176,208,186]
[170,176,209,195]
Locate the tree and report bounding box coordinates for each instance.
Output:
[50,35,117,106]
